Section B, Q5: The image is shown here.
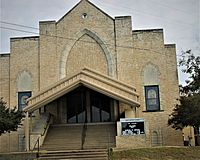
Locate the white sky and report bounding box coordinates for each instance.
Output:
[0,0,200,85]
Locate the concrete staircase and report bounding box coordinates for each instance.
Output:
[39,123,115,159]
[31,113,49,133]
[41,125,83,150]
[38,149,108,160]
[41,123,116,151]
[84,123,116,149]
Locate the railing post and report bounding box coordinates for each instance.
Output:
[37,138,40,158]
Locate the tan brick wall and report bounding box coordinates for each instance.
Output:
[116,135,150,149]
[10,37,39,108]
[130,30,182,146]
[115,16,134,84]
[0,132,19,153]
[0,54,10,104]
[39,21,57,89]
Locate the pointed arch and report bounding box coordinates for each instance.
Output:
[152,131,159,146]
[142,62,160,85]
[17,70,32,91]
[59,29,114,79]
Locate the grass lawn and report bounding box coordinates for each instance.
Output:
[112,147,200,160]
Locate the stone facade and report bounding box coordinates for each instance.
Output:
[0,0,183,152]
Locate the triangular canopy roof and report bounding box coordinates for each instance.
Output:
[24,68,140,113]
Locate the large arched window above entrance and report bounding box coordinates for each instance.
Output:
[59,29,114,79]
[66,34,108,77]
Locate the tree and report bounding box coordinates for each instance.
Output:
[168,50,200,130]
[0,98,24,135]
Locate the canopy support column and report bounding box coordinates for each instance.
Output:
[25,112,30,151]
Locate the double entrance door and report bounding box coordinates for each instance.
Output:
[66,86,113,123]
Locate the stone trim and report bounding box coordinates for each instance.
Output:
[164,44,176,48]
[60,29,114,79]
[0,53,10,57]
[133,29,163,33]
[10,36,39,41]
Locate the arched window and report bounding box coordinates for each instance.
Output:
[143,63,159,85]
[152,131,159,146]
[143,63,160,111]
[145,86,160,111]
[17,71,32,110]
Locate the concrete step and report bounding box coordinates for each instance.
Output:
[38,149,108,160]
[41,123,116,151]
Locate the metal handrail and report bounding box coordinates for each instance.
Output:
[81,122,87,150]
[28,113,52,159]
[32,137,40,158]
[41,114,52,136]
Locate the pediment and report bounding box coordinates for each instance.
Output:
[57,0,113,24]
[24,68,140,112]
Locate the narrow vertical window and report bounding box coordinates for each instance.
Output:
[18,91,32,111]
[145,85,160,111]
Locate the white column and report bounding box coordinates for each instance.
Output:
[30,113,32,133]
[135,106,139,118]
[25,112,30,151]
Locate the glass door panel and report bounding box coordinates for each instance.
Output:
[66,86,113,123]
[101,110,110,122]
[91,91,111,122]
[92,106,100,122]
[67,87,86,123]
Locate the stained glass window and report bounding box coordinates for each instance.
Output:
[18,91,32,111]
[145,85,160,111]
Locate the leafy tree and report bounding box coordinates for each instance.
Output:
[0,98,24,135]
[179,50,200,95]
[168,50,200,130]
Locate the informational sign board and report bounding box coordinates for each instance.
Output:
[120,118,145,136]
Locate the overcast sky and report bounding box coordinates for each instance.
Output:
[0,0,200,84]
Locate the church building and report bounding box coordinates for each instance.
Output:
[0,0,183,152]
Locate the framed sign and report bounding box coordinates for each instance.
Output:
[120,118,145,136]
[18,91,32,111]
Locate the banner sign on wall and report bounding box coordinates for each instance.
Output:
[120,118,145,136]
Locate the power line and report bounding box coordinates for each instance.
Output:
[0,24,182,57]
[1,20,154,44]
[0,21,39,30]
[1,26,39,35]
[1,18,185,58]
[0,26,169,55]
[95,0,195,28]
[147,0,193,15]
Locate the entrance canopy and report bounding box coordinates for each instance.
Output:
[24,68,140,113]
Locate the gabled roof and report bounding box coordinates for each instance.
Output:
[24,68,140,112]
[57,0,113,23]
